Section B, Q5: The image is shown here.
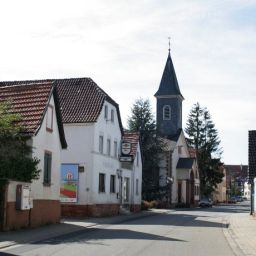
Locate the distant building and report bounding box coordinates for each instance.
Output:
[212,166,227,203]
[225,164,248,200]
[155,50,199,207]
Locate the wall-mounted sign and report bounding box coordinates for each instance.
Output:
[60,164,79,203]
[121,142,132,155]
[119,156,133,162]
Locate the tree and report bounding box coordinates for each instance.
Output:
[0,100,40,187]
[185,102,223,196]
[127,98,163,200]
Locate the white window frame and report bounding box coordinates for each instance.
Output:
[104,105,108,120]
[114,141,118,158]
[46,105,54,131]
[99,173,105,193]
[107,138,111,156]
[110,175,116,193]
[111,109,114,122]
[99,135,104,154]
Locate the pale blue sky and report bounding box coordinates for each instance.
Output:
[0,0,255,164]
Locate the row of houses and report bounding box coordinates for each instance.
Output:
[0,78,142,230]
[0,49,204,230]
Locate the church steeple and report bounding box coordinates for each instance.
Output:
[154,51,183,99]
[155,45,184,138]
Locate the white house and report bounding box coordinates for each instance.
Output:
[121,132,142,212]
[48,78,142,217]
[1,78,143,217]
[0,82,67,230]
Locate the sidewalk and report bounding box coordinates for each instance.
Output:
[223,212,256,256]
[0,209,161,250]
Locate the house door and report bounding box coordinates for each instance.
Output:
[178,182,182,203]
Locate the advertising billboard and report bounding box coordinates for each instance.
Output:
[60,164,79,203]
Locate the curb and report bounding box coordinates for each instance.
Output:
[0,210,159,250]
[222,216,245,256]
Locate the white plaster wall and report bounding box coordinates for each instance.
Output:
[171,132,190,203]
[61,123,94,204]
[7,181,31,202]
[131,142,142,205]
[181,180,187,203]
[90,101,122,204]
[31,95,62,201]
[60,100,142,206]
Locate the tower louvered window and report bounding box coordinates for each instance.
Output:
[163,105,171,120]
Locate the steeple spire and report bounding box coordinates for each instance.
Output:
[168,37,171,54]
[154,46,184,99]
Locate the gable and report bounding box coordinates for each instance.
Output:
[0,82,67,148]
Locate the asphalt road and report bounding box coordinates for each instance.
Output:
[1,202,250,256]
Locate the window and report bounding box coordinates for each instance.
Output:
[163,105,171,120]
[136,179,139,195]
[99,173,105,192]
[114,141,118,158]
[136,152,139,167]
[46,105,54,131]
[99,135,104,154]
[44,151,52,185]
[110,175,116,193]
[104,105,108,119]
[107,139,111,156]
[111,109,114,122]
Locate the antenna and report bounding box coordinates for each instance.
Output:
[168,37,171,53]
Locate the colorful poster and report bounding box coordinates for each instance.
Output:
[60,164,79,203]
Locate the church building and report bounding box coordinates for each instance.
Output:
[155,48,200,207]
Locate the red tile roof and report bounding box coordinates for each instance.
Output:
[0,82,53,134]
[0,82,67,148]
[123,132,140,157]
[0,78,123,132]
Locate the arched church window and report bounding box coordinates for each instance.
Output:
[163,105,171,120]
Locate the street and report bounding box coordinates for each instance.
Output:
[0,202,250,256]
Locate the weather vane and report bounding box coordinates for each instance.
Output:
[168,37,171,53]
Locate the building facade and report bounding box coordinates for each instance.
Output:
[0,82,67,230]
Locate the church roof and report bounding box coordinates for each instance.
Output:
[154,52,184,99]
[167,128,183,142]
[177,158,195,169]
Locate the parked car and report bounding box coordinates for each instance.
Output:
[235,196,243,202]
[199,198,213,207]
[229,196,237,203]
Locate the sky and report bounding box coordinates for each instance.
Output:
[0,0,255,165]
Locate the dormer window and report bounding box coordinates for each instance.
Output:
[46,105,54,132]
[163,105,171,120]
[104,105,108,119]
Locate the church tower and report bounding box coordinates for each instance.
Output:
[154,46,184,138]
